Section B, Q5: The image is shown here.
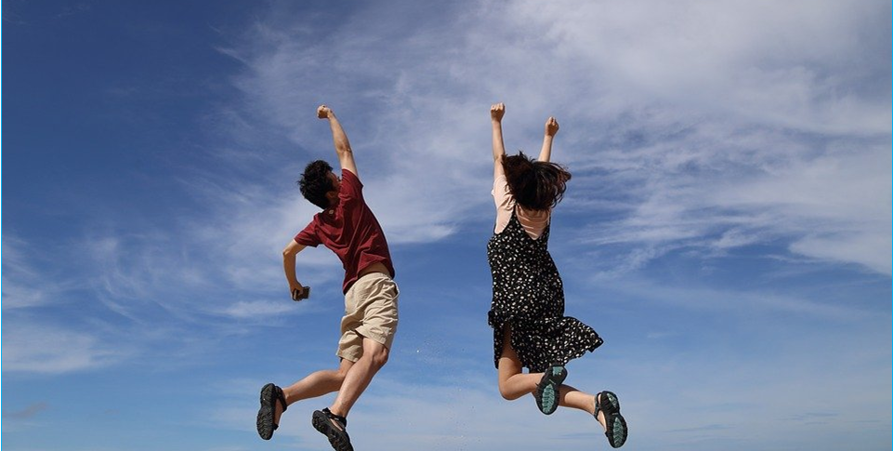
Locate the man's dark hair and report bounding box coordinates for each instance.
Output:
[299,160,335,209]
[502,151,571,211]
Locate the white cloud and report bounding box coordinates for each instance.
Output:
[516,0,890,133]
[791,232,891,275]
[4,2,888,449]
[209,0,889,280]
[1,235,61,311]
[1,321,119,373]
[218,299,308,320]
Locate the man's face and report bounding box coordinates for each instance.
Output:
[324,171,342,208]
[327,172,342,193]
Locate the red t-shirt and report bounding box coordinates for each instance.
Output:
[294,169,395,293]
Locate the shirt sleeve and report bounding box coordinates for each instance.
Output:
[339,169,364,204]
[294,220,321,247]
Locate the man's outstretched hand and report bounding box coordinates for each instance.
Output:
[545,116,559,137]
[490,102,505,122]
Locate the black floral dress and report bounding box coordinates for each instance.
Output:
[487,208,603,373]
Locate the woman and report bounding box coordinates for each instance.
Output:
[486,102,628,448]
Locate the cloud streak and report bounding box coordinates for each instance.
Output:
[1,320,120,373]
[210,0,890,280]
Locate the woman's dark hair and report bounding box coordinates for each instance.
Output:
[299,160,335,209]
[502,151,571,211]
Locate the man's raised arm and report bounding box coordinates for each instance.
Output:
[317,105,358,176]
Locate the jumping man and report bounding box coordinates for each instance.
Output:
[257,105,399,451]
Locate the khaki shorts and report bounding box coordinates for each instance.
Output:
[337,273,399,362]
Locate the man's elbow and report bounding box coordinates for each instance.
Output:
[336,145,353,158]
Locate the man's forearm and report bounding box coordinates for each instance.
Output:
[327,113,352,158]
[283,254,300,287]
[318,105,357,175]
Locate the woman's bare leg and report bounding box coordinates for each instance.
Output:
[497,326,608,430]
[497,326,543,400]
[559,385,607,430]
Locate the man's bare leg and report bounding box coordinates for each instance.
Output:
[273,359,354,424]
[328,337,389,418]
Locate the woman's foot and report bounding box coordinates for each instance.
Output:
[594,391,628,448]
[534,364,567,415]
[256,383,287,440]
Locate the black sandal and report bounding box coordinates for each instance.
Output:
[256,383,287,440]
[595,391,628,448]
[535,364,567,415]
[312,408,354,451]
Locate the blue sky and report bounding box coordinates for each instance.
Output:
[2,1,890,450]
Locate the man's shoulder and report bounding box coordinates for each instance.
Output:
[302,213,325,231]
[339,168,365,203]
[341,168,362,185]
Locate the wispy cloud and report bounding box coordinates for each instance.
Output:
[209,0,889,281]
[218,299,311,320]
[1,320,120,373]
[2,2,887,450]
[2,235,67,311]
[1,223,332,375]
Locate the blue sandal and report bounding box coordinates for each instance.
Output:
[256,383,287,440]
[535,364,567,415]
[596,391,628,448]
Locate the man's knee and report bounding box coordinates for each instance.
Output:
[369,345,389,369]
[359,336,389,368]
[335,366,350,382]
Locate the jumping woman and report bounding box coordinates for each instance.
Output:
[487,102,628,448]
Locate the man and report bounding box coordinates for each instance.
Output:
[257,105,399,451]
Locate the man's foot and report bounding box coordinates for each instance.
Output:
[595,391,628,448]
[312,408,354,451]
[534,364,567,415]
[256,383,287,440]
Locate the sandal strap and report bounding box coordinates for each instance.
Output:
[275,386,288,413]
[323,407,347,428]
[537,364,566,390]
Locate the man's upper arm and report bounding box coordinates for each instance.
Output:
[339,151,358,179]
[294,221,321,248]
[283,239,307,257]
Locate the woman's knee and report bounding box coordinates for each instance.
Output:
[497,380,523,401]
